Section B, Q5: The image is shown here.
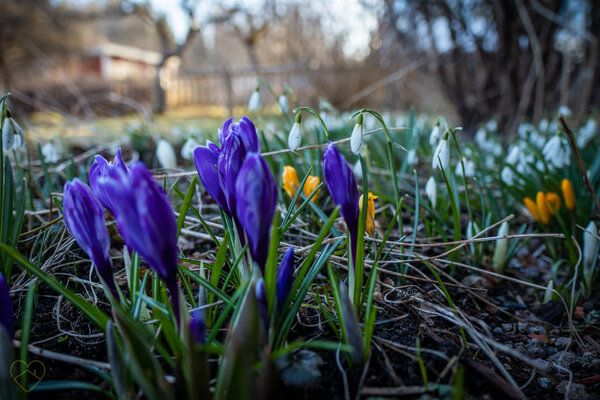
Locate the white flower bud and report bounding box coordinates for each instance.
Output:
[350,123,363,155]
[429,124,441,146]
[181,137,199,160]
[248,89,261,111]
[156,139,177,169]
[425,176,437,209]
[492,222,510,273]
[41,140,61,163]
[432,137,449,171]
[278,94,289,113]
[288,122,302,151]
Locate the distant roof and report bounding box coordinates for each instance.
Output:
[86,43,162,65]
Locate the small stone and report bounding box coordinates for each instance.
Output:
[537,377,551,389]
[534,358,551,371]
[546,347,558,356]
[518,322,527,332]
[556,381,587,400]
[493,327,503,335]
[501,323,513,332]
[548,351,577,369]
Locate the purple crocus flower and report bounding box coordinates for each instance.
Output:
[219,116,260,153]
[193,141,228,212]
[234,153,277,271]
[322,142,360,263]
[276,247,294,310]
[189,309,206,344]
[96,162,181,320]
[63,179,117,296]
[219,132,247,214]
[0,272,13,337]
[88,148,128,215]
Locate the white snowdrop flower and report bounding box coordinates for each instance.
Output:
[455,158,475,178]
[288,121,302,151]
[248,88,261,111]
[350,123,363,155]
[486,119,497,132]
[278,94,289,113]
[467,220,480,254]
[181,137,199,160]
[156,139,177,169]
[432,133,449,171]
[529,131,546,148]
[583,221,599,268]
[539,118,549,132]
[577,119,597,148]
[406,149,418,166]
[429,124,441,146]
[501,166,514,185]
[518,123,534,139]
[41,140,61,163]
[425,176,437,209]
[535,160,545,172]
[548,121,557,133]
[506,145,520,165]
[558,105,572,117]
[2,117,24,152]
[543,280,554,304]
[485,157,496,169]
[492,222,510,273]
[171,127,184,139]
[491,142,502,156]
[475,128,487,149]
[542,136,570,168]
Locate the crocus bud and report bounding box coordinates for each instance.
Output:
[288,114,302,151]
[492,221,510,273]
[425,176,437,209]
[194,142,229,213]
[276,247,294,310]
[156,139,177,170]
[561,179,576,211]
[2,116,24,152]
[248,88,261,111]
[0,272,13,337]
[303,176,321,203]
[536,191,551,226]
[545,192,561,216]
[350,114,364,155]
[235,153,278,272]
[323,142,360,263]
[63,179,117,296]
[359,192,378,236]
[181,137,199,160]
[189,309,206,344]
[432,131,449,171]
[523,197,541,223]
[89,149,129,216]
[282,166,300,199]
[278,94,289,113]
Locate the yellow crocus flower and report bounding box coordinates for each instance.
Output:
[359,192,378,236]
[303,176,321,203]
[546,192,561,216]
[282,166,299,199]
[536,191,551,226]
[524,197,541,222]
[561,179,576,211]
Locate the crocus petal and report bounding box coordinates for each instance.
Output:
[239,116,260,153]
[89,149,128,215]
[235,153,277,271]
[219,117,235,145]
[194,145,229,213]
[219,132,247,214]
[0,272,14,337]
[276,247,294,310]
[63,179,116,295]
[189,309,206,344]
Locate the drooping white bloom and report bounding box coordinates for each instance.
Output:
[425,176,437,209]
[539,118,549,132]
[506,145,520,165]
[558,105,572,117]
[350,123,363,154]
[577,119,597,148]
[501,166,514,185]
[492,221,510,273]
[288,122,302,151]
[467,220,480,254]
[156,139,177,169]
[432,136,449,171]
[406,149,418,166]
[543,280,554,304]
[353,159,362,178]
[455,158,475,178]
[248,88,261,111]
[583,221,599,267]
[181,137,199,160]
[278,94,289,113]
[429,124,441,146]
[41,140,61,163]
[542,136,571,168]
[486,119,497,132]
[2,117,24,152]
[475,128,487,149]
